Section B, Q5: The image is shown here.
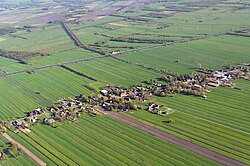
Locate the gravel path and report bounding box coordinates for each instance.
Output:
[2,133,46,166]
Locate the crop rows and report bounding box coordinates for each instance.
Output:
[68,58,162,86]
[0,67,94,121]
[124,80,250,164]
[7,115,219,166]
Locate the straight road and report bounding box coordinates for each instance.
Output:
[99,110,246,166]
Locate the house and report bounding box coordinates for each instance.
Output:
[193,84,202,90]
[124,96,131,101]
[67,102,74,108]
[26,116,37,123]
[120,90,127,97]
[147,103,160,112]
[76,101,82,106]
[44,118,55,124]
[157,110,169,115]
[101,90,109,96]
[12,120,22,126]
[111,51,120,55]
[213,71,225,78]
[207,82,220,87]
[206,77,217,83]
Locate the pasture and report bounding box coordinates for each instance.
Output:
[0,0,250,165]
[6,115,220,166]
[123,79,250,164]
[0,135,38,166]
[0,67,94,121]
[121,35,250,73]
[0,25,74,54]
[67,58,162,86]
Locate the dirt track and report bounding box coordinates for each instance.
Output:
[2,133,46,166]
[102,110,246,166]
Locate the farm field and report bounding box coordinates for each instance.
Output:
[121,35,250,73]
[0,57,31,73]
[67,58,162,86]
[0,67,94,121]
[0,135,38,166]
[122,79,250,164]
[6,115,220,166]
[0,0,250,165]
[28,48,99,66]
[0,25,74,54]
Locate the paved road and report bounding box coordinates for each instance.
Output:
[99,110,246,166]
[2,133,47,166]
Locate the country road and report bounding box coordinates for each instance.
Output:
[2,133,46,166]
[0,27,236,78]
[99,110,246,166]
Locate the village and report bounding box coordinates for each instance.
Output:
[8,63,250,131]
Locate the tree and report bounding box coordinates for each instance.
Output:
[8,143,19,157]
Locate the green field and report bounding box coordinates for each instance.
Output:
[0,25,74,53]
[0,0,250,165]
[7,115,220,166]
[0,67,94,121]
[122,79,250,164]
[121,35,250,73]
[0,135,38,166]
[67,58,162,86]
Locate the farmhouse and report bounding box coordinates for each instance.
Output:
[44,118,55,125]
[207,82,220,87]
[26,116,37,123]
[147,103,160,112]
[101,90,109,96]
[157,110,169,115]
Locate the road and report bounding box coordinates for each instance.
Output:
[0,55,107,77]
[0,34,221,78]
[99,110,246,166]
[2,133,46,166]
[0,27,246,78]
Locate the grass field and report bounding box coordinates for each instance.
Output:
[0,57,31,73]
[0,135,38,166]
[121,35,250,73]
[0,25,74,54]
[67,58,162,86]
[0,67,94,121]
[0,0,250,165]
[1,154,38,166]
[6,115,220,166]
[122,79,250,164]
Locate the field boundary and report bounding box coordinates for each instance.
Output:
[2,133,47,166]
[99,110,246,166]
